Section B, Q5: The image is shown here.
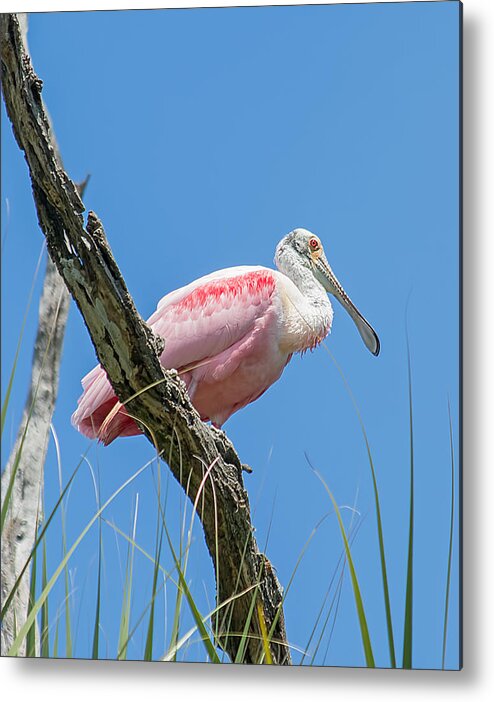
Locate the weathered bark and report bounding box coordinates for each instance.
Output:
[1,13,291,663]
[1,256,69,656]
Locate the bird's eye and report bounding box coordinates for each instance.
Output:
[309,238,319,250]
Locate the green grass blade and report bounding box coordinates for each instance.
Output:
[372,475,396,668]
[1,411,37,533]
[403,339,415,669]
[265,510,333,661]
[90,466,103,661]
[83,455,104,660]
[143,534,163,661]
[7,460,152,656]
[92,523,103,660]
[1,433,27,532]
[305,518,364,666]
[319,500,364,666]
[25,541,38,657]
[234,578,263,663]
[322,343,396,667]
[322,565,346,665]
[103,518,178,588]
[53,616,60,658]
[145,463,165,662]
[442,400,455,669]
[214,509,255,661]
[161,584,257,662]
[171,544,220,663]
[257,601,273,664]
[168,577,182,656]
[161,457,219,662]
[167,459,216,660]
[40,537,50,657]
[316,556,346,666]
[106,517,184,661]
[171,456,188,655]
[62,546,72,657]
[117,577,167,661]
[118,495,139,660]
[308,458,375,668]
[168,534,182,657]
[1,457,83,622]
[161,515,220,663]
[1,245,44,437]
[51,425,72,658]
[1,347,22,438]
[302,551,345,665]
[115,528,223,662]
[1,283,64,533]
[118,564,132,659]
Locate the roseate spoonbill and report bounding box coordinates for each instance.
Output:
[72,228,379,444]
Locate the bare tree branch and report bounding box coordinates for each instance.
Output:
[1,13,290,663]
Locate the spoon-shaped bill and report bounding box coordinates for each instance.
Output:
[313,255,380,356]
[336,292,381,356]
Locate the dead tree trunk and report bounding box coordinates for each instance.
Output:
[1,13,291,664]
[1,256,69,656]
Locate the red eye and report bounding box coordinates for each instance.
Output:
[309,238,319,250]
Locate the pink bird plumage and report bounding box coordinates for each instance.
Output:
[72,229,379,444]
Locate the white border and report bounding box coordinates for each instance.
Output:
[2,1,494,700]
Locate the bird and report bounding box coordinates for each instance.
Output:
[72,228,380,445]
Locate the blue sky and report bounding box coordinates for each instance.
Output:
[2,2,460,668]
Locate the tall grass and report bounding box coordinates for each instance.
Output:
[322,343,396,668]
[1,268,458,665]
[317,341,457,670]
[117,495,139,660]
[1,392,458,665]
[442,400,456,670]
[307,459,375,667]
[402,339,415,669]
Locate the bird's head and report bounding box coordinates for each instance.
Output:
[275,228,380,356]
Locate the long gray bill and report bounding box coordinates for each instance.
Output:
[337,295,381,356]
[314,256,380,356]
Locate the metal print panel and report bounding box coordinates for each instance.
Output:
[1,1,462,669]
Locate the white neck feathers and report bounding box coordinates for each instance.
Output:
[274,255,334,354]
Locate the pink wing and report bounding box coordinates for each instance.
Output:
[72,266,279,444]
